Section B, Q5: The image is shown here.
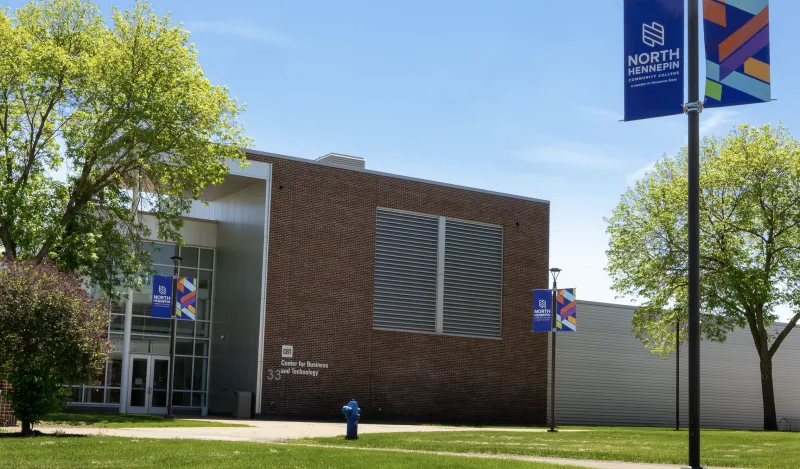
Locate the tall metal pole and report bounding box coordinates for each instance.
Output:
[676,319,680,431]
[686,0,702,467]
[120,174,140,414]
[166,254,180,419]
[549,278,558,433]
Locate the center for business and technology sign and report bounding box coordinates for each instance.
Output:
[624,0,685,121]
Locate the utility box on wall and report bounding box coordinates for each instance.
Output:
[232,391,252,419]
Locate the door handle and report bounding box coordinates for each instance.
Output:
[147,387,152,395]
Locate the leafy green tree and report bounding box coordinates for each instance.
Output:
[0,0,250,294]
[606,124,800,431]
[0,261,110,435]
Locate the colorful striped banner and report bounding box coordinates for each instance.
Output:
[704,0,771,108]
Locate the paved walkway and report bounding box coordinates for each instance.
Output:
[296,444,714,469]
[13,420,740,469]
[31,419,574,442]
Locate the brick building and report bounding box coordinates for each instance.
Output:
[67,150,550,425]
[0,379,14,426]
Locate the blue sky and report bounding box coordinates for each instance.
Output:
[10,1,799,319]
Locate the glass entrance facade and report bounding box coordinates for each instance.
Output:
[69,243,215,412]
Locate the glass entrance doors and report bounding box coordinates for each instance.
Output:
[127,355,170,414]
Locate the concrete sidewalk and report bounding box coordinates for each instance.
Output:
[31,419,572,442]
[298,444,728,469]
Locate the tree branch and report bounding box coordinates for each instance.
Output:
[769,311,800,358]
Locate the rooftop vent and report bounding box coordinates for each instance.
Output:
[316,153,365,170]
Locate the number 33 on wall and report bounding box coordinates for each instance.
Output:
[266,369,282,381]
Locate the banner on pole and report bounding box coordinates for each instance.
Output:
[556,288,577,332]
[532,289,553,332]
[175,277,197,320]
[623,0,685,121]
[152,275,173,319]
[703,0,770,108]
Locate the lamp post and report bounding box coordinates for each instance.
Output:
[685,1,702,468]
[166,254,182,419]
[548,267,561,433]
[676,317,680,432]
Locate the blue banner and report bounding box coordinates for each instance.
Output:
[532,289,553,333]
[703,0,770,108]
[152,275,173,319]
[624,0,685,121]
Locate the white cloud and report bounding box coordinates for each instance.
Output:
[185,19,288,46]
[519,139,621,170]
[627,160,657,184]
[700,109,738,136]
[577,106,622,121]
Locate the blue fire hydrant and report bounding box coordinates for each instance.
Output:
[341,399,361,439]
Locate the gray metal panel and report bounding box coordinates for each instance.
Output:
[373,209,439,332]
[550,301,800,429]
[208,182,267,414]
[442,220,503,338]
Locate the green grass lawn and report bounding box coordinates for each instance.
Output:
[0,436,580,469]
[304,426,800,469]
[38,412,249,428]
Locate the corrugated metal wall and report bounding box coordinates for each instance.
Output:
[549,301,800,429]
[209,181,268,414]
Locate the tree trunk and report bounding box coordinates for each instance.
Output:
[760,356,779,431]
[21,419,32,436]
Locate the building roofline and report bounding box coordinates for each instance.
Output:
[577,299,792,327]
[244,148,550,205]
[578,299,641,311]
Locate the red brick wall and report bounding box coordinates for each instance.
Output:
[0,380,15,427]
[251,153,550,424]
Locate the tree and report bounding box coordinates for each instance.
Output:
[606,124,800,431]
[0,0,251,294]
[0,261,110,435]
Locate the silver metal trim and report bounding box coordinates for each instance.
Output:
[435,217,446,334]
[254,165,273,415]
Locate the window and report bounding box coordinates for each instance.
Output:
[70,244,215,408]
[373,208,503,338]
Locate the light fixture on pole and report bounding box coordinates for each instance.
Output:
[166,254,182,419]
[548,267,561,433]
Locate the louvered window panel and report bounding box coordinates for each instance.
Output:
[442,220,503,338]
[373,209,439,332]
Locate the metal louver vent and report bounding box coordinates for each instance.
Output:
[373,209,439,332]
[442,220,503,338]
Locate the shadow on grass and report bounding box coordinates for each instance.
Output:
[0,430,89,439]
[42,412,172,426]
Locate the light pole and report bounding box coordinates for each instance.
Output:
[685,1,702,468]
[166,254,182,419]
[676,317,680,432]
[548,267,561,433]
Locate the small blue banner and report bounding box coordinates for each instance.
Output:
[624,0,685,121]
[152,275,173,319]
[532,289,553,333]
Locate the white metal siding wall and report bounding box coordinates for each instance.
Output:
[550,301,800,429]
[208,182,268,413]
